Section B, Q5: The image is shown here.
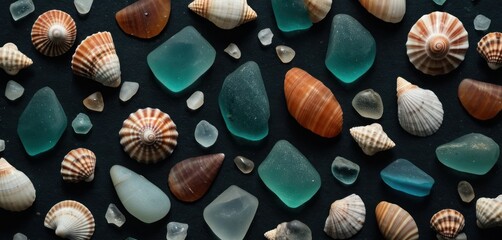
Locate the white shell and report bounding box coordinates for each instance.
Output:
[324,193,366,239]
[304,0,332,23]
[476,194,502,228]
[0,158,36,212]
[61,148,96,183]
[188,0,257,29]
[44,200,95,240]
[349,123,395,156]
[359,0,406,23]
[0,42,33,75]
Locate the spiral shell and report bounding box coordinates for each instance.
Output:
[324,193,366,239]
[0,158,36,212]
[359,0,406,23]
[304,0,332,23]
[458,78,502,121]
[375,201,419,240]
[115,0,171,39]
[0,42,33,75]
[119,108,178,164]
[430,209,465,239]
[476,194,502,228]
[406,11,468,75]
[284,67,343,138]
[188,0,257,29]
[31,10,77,56]
[44,200,95,240]
[477,32,502,70]
[349,123,395,156]
[61,148,96,183]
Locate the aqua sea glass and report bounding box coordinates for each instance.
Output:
[331,156,360,185]
[380,158,435,197]
[271,0,312,32]
[10,0,35,21]
[71,113,92,134]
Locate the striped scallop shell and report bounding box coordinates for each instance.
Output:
[375,201,419,240]
[31,10,77,57]
[119,108,178,164]
[304,0,332,23]
[44,200,95,240]
[477,32,502,70]
[0,158,36,212]
[71,32,121,87]
[406,11,468,75]
[188,0,257,29]
[324,193,366,239]
[349,123,395,156]
[61,148,96,183]
[430,209,465,239]
[0,42,33,75]
[359,0,406,23]
[476,194,502,228]
[458,79,502,121]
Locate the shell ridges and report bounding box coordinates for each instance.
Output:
[44,200,95,240]
[359,0,406,23]
[375,201,419,240]
[31,9,77,56]
[0,43,33,75]
[430,209,465,239]
[324,193,366,239]
[0,158,36,212]
[349,123,395,156]
[188,0,257,29]
[61,148,96,183]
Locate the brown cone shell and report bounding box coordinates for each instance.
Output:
[458,79,502,120]
[375,201,419,240]
[115,0,171,39]
[31,9,77,56]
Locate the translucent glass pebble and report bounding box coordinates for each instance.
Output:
[194,120,218,148]
[258,28,273,46]
[147,26,216,93]
[271,0,312,32]
[433,0,446,6]
[105,203,126,227]
[0,139,4,152]
[474,14,491,31]
[83,92,104,112]
[74,0,93,15]
[5,80,24,101]
[457,180,475,203]
[71,113,92,134]
[119,81,139,102]
[166,222,188,240]
[203,185,258,240]
[352,89,383,119]
[12,233,28,240]
[234,156,254,174]
[258,140,321,208]
[186,91,204,110]
[276,45,295,63]
[265,220,312,240]
[331,156,360,185]
[380,158,435,197]
[224,43,241,59]
[9,0,35,21]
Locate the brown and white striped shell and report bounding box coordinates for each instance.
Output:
[375,201,419,240]
[430,209,465,239]
[349,123,395,156]
[359,0,406,23]
[61,148,96,183]
[304,0,332,23]
[44,200,95,240]
[458,79,502,121]
[0,158,36,212]
[0,42,33,75]
[477,32,502,70]
[31,9,77,57]
[119,108,178,164]
[71,31,121,87]
[324,193,366,239]
[406,11,468,75]
[188,0,257,29]
[476,194,502,228]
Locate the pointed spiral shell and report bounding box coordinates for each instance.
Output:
[477,32,502,70]
[44,200,95,240]
[0,158,36,212]
[31,9,77,56]
[430,209,465,239]
[188,0,257,29]
[324,193,366,239]
[349,123,395,156]
[375,201,419,240]
[61,148,96,183]
[0,42,33,75]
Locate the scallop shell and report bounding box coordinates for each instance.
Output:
[359,0,406,23]
[476,194,502,228]
[188,0,257,29]
[477,32,502,70]
[284,67,343,138]
[397,77,444,137]
[71,31,121,87]
[324,193,366,239]
[0,42,33,75]
[119,108,178,164]
[406,11,468,75]
[304,0,332,23]
[375,201,419,240]
[430,209,465,239]
[44,200,95,240]
[0,158,36,212]
[349,123,395,156]
[115,0,171,39]
[458,78,502,120]
[31,9,77,56]
[61,148,96,183]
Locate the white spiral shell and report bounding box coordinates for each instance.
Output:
[188,0,257,29]
[349,123,395,156]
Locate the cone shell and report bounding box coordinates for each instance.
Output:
[115,0,171,39]
[324,194,366,239]
[304,0,332,23]
[31,10,77,57]
[375,201,419,240]
[397,77,444,137]
[71,32,121,87]
[349,123,395,156]
[284,67,343,138]
[476,194,502,228]
[119,108,178,164]
[0,42,33,75]
[61,148,96,183]
[406,11,468,75]
[188,0,257,29]
[0,158,36,212]
[44,200,95,240]
[359,0,406,23]
[430,209,465,239]
[477,32,502,70]
[458,79,502,120]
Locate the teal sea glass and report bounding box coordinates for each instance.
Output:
[271,0,312,32]
[380,159,435,197]
[71,113,92,134]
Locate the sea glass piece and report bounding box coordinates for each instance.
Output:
[457,180,475,203]
[166,222,188,240]
[325,14,376,84]
[219,61,270,142]
[71,113,92,134]
[331,156,360,185]
[352,89,383,119]
[115,0,171,39]
[119,81,139,102]
[234,156,254,174]
[110,165,171,223]
[0,139,4,152]
[194,120,218,148]
[203,185,258,240]
[276,45,295,63]
[271,0,312,32]
[436,133,500,175]
[224,43,241,59]
[264,220,312,240]
[433,0,446,5]
[12,233,28,240]
[17,87,67,156]
[474,14,491,31]
[258,140,321,208]
[258,28,273,46]
[83,92,104,112]
[105,203,126,227]
[186,91,204,110]
[380,158,435,197]
[147,26,216,93]
[74,0,93,15]
[9,0,35,21]
[5,80,24,101]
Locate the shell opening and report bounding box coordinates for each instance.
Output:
[141,128,157,145]
[426,35,450,60]
[48,24,68,43]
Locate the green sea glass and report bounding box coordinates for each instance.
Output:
[71,113,92,134]
[271,0,312,32]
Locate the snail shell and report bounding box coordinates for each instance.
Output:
[375,201,419,240]
[0,158,36,212]
[31,9,77,56]
[458,78,502,120]
[188,0,257,29]
[0,42,33,75]
[61,148,96,183]
[304,0,332,23]
[476,194,502,228]
[44,200,95,240]
[359,0,406,23]
[324,193,366,239]
[477,32,502,70]
[349,123,395,156]
[430,209,465,239]
[115,0,171,39]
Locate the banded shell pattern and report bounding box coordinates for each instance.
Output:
[0,42,33,75]
[349,123,395,156]
[458,79,502,120]
[304,0,332,23]
[44,200,95,240]
[61,148,96,183]
[359,0,406,23]
[476,194,502,228]
[477,32,502,70]
[430,209,465,239]
[324,193,366,239]
[188,0,257,29]
[0,158,36,212]
[115,0,171,39]
[31,9,77,56]
[375,201,419,240]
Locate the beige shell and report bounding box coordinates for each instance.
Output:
[0,42,33,75]
[397,77,444,137]
[477,32,502,70]
[324,193,366,239]
[61,148,96,183]
[44,200,95,240]
[0,158,36,212]
[71,31,121,87]
[264,220,312,240]
[375,201,419,240]
[349,123,395,156]
[359,0,406,23]
[119,108,178,164]
[304,0,332,23]
[430,209,465,239]
[31,9,77,57]
[476,194,502,228]
[188,0,257,29]
[406,11,468,75]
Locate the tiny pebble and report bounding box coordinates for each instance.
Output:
[119,81,139,102]
[234,156,254,174]
[194,120,218,148]
[5,80,24,101]
[258,28,273,46]
[166,222,188,240]
[474,14,491,31]
[186,91,204,111]
[457,180,475,203]
[12,233,28,240]
[224,43,241,59]
[83,92,104,112]
[276,45,295,63]
[74,0,93,16]
[0,139,4,152]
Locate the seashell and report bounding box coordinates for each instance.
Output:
[284,67,343,138]
[61,148,96,183]
[458,78,502,120]
[0,158,36,212]
[430,209,465,239]
[477,32,502,70]
[349,123,395,156]
[0,42,33,75]
[44,200,95,240]
[476,194,502,228]
[304,0,332,23]
[115,0,171,39]
[119,108,178,164]
[265,220,312,240]
[188,0,257,29]
[375,201,419,240]
[31,9,77,57]
[324,193,366,239]
[397,77,444,136]
[358,0,406,23]
[71,31,121,87]
[406,11,468,75]
[168,153,224,202]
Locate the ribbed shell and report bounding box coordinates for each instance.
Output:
[476,195,502,228]
[284,67,343,138]
[61,148,96,183]
[44,200,95,240]
[349,123,395,156]
[324,194,366,239]
[188,0,257,29]
[304,0,332,23]
[0,42,33,75]
[359,0,406,23]
[397,77,444,137]
[406,11,468,75]
[430,209,465,239]
[265,220,312,240]
[115,0,171,39]
[0,158,36,212]
[119,108,178,164]
[477,32,502,70]
[31,9,77,56]
[458,79,502,120]
[71,32,121,87]
[375,201,419,240]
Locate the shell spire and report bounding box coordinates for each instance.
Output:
[61,148,96,183]
[0,158,36,212]
[349,123,395,156]
[324,194,366,239]
[31,9,77,56]
[44,200,95,240]
[0,43,33,75]
[188,0,257,29]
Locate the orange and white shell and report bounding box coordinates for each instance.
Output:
[61,148,96,183]
[324,193,366,239]
[304,0,332,23]
[44,200,95,240]
[71,31,121,87]
[119,108,178,164]
[349,123,395,156]
[0,42,33,75]
[0,158,36,212]
[477,32,502,70]
[406,11,468,75]
[375,201,419,240]
[188,0,257,29]
[31,9,77,57]
[430,209,465,239]
[359,0,406,23]
[476,194,502,228]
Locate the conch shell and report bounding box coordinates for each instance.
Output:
[349,123,395,156]
[375,201,419,240]
[430,209,465,239]
[44,200,95,240]
[61,148,96,183]
[477,32,502,70]
[188,0,257,29]
[458,78,502,120]
[115,0,171,39]
[0,42,33,75]
[324,193,366,239]
[31,9,77,56]
[476,194,502,228]
[0,158,36,212]
[359,0,406,23]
